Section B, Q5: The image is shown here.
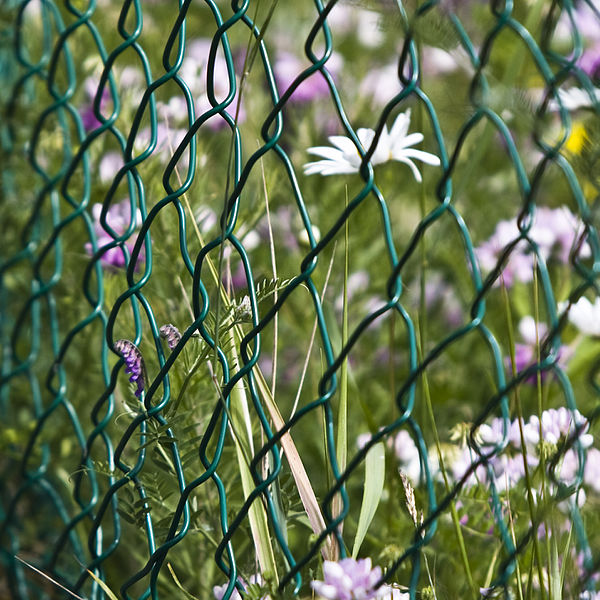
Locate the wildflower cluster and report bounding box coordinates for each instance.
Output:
[475,206,589,287]
[447,408,598,497]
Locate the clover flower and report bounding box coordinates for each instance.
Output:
[475,206,590,287]
[584,448,600,493]
[115,339,146,398]
[311,558,405,600]
[212,584,242,600]
[520,407,592,451]
[451,408,594,493]
[303,110,440,181]
[357,429,421,484]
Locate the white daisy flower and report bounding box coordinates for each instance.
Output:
[303,109,440,182]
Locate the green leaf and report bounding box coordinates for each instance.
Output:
[352,441,385,558]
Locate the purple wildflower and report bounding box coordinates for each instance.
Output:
[475,218,531,287]
[84,199,145,270]
[555,1,600,45]
[584,447,600,493]
[212,583,242,600]
[98,151,125,184]
[356,429,420,483]
[449,439,484,489]
[505,316,567,384]
[274,51,341,104]
[325,5,385,48]
[520,407,592,450]
[421,273,463,327]
[226,261,249,292]
[514,408,592,493]
[311,558,400,600]
[476,206,590,287]
[159,324,182,351]
[80,77,110,132]
[157,38,246,133]
[360,64,402,106]
[480,587,503,598]
[134,123,189,166]
[115,339,146,398]
[579,41,600,82]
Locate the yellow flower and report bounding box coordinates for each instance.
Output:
[564,121,587,155]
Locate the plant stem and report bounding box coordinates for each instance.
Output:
[416,323,477,599]
[333,189,349,533]
[502,284,547,600]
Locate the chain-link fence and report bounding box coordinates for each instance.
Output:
[1,0,600,598]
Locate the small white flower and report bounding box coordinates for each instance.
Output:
[304,110,440,182]
[548,87,600,111]
[564,296,600,337]
[518,316,548,345]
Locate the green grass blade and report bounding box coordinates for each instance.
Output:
[351,441,385,558]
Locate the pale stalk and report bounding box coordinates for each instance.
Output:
[227,328,278,583]
[253,366,337,560]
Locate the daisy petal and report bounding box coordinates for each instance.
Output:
[393,132,423,149]
[357,127,376,150]
[400,148,441,166]
[397,148,440,167]
[303,159,357,175]
[307,146,346,160]
[389,109,411,139]
[396,157,423,182]
[328,135,358,155]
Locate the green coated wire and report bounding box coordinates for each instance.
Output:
[1,0,599,598]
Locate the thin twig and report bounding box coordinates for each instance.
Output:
[15,556,86,600]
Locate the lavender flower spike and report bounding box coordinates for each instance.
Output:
[311,558,406,599]
[115,339,146,398]
[159,324,182,350]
